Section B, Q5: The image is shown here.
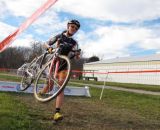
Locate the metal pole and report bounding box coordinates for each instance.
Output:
[100,72,109,100]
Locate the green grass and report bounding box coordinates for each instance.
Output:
[91,87,160,119]
[0,72,160,129]
[70,79,160,92]
[0,92,43,130]
[0,87,160,130]
[0,73,21,82]
[1,72,160,92]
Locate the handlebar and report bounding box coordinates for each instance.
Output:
[71,49,81,53]
[69,49,81,59]
[45,46,81,60]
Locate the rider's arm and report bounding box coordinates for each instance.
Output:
[46,34,61,47]
[72,44,81,59]
[43,34,61,50]
[47,36,58,46]
[75,50,81,59]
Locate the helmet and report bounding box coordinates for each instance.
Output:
[68,19,80,29]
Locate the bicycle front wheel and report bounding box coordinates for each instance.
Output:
[34,55,71,102]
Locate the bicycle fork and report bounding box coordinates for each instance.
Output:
[26,69,34,78]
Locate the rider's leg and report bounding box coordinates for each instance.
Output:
[53,70,67,121]
[55,70,67,109]
[41,80,54,93]
[38,64,54,94]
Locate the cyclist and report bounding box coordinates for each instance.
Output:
[41,19,81,122]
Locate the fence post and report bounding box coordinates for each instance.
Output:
[100,72,109,100]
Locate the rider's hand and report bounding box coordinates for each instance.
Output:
[47,47,53,54]
[75,49,81,56]
[75,50,81,59]
[75,51,80,56]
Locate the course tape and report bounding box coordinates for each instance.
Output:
[0,0,58,52]
[72,70,160,74]
[1,68,160,75]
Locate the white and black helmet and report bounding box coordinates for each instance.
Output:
[68,19,80,29]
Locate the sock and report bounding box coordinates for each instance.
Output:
[55,108,60,113]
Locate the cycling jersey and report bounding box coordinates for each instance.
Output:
[47,31,78,72]
[47,31,78,56]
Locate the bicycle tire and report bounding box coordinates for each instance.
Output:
[34,55,71,102]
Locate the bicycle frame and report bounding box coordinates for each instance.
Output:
[47,50,62,90]
[25,51,54,78]
[18,50,54,91]
[25,53,47,78]
[34,48,81,102]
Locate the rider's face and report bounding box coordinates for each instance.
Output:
[68,24,78,35]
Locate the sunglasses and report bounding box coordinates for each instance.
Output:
[70,25,78,30]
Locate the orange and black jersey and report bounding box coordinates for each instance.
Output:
[47,31,78,72]
[47,31,78,55]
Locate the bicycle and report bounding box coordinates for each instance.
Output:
[34,48,81,102]
[17,50,54,91]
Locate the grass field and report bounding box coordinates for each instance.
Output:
[0,72,160,129]
[0,88,160,130]
[0,73,160,92]
[70,79,160,92]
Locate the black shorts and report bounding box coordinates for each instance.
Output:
[58,59,68,72]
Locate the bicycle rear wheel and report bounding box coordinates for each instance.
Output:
[34,55,71,102]
[19,54,52,91]
[19,59,38,91]
[20,72,34,91]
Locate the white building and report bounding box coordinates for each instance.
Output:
[83,54,160,85]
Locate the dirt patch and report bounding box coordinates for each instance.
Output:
[11,93,160,130]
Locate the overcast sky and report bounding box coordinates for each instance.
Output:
[0,0,160,59]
